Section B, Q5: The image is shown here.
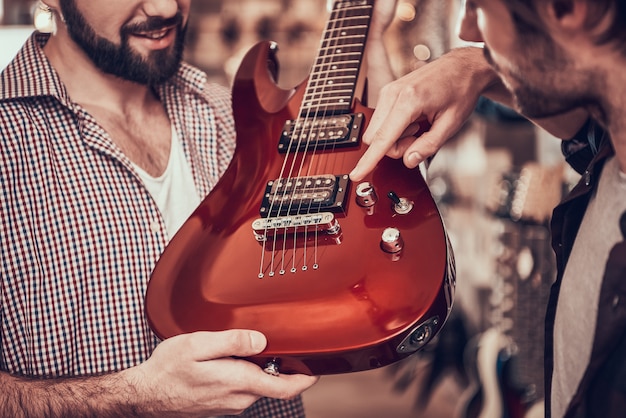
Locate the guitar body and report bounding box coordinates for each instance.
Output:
[145,2,454,376]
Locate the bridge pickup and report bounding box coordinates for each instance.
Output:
[278,113,363,153]
[259,174,349,217]
[252,212,340,242]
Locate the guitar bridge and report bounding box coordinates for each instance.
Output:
[278,113,363,153]
[259,174,349,217]
[251,212,340,241]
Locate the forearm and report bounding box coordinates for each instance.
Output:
[0,369,157,418]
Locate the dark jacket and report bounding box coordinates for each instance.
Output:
[546,119,626,417]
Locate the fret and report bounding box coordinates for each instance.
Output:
[302,95,354,104]
[317,49,364,59]
[305,84,356,93]
[304,96,356,106]
[304,86,356,94]
[310,75,355,85]
[305,85,357,96]
[304,93,355,104]
[325,18,370,31]
[323,30,369,43]
[310,71,358,78]
[310,68,359,76]
[312,60,361,70]
[310,65,359,74]
[321,43,367,52]
[323,30,369,40]
[311,63,361,78]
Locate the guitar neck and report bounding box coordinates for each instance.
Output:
[301,0,374,116]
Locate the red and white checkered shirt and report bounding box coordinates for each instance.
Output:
[0,32,304,417]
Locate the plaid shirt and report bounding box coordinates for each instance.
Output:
[0,32,303,417]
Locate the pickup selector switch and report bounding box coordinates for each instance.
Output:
[387,191,413,215]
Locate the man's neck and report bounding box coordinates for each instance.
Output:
[42,29,173,177]
[593,60,626,174]
[42,29,155,114]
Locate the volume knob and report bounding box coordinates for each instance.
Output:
[380,227,404,253]
[355,182,378,207]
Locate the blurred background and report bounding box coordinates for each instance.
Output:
[1,1,580,416]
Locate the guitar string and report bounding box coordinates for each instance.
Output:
[281,2,340,273]
[269,0,347,276]
[293,0,348,272]
[258,0,371,277]
[298,1,373,271]
[260,2,347,276]
[291,1,365,272]
[284,0,371,274]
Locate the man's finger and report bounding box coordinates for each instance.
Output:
[403,112,460,167]
[250,371,320,400]
[351,116,428,181]
[179,330,268,361]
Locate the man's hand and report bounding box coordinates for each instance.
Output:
[351,47,499,181]
[0,330,318,417]
[129,330,319,417]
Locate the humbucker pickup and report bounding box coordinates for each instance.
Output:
[259,174,349,217]
[277,113,364,153]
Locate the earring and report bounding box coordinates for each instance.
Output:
[33,1,55,33]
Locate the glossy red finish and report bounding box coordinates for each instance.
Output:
[145,41,455,375]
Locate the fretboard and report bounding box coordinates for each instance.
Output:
[300,0,374,117]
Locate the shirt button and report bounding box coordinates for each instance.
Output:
[150,221,162,233]
[584,170,591,186]
[613,295,620,309]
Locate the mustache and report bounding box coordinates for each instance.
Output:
[123,11,184,33]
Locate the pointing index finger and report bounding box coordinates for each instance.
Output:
[350,108,427,182]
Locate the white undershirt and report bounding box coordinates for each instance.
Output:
[552,156,626,416]
[132,125,201,240]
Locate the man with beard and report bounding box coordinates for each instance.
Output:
[0,0,397,416]
[351,0,626,416]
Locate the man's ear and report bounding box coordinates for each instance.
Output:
[40,0,59,9]
[34,1,57,32]
[544,0,589,30]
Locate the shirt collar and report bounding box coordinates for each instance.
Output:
[0,32,70,105]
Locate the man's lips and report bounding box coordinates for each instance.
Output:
[133,25,175,40]
[129,25,177,49]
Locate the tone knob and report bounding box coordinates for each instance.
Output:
[380,227,404,253]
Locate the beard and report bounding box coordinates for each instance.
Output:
[59,0,186,85]
[482,28,596,120]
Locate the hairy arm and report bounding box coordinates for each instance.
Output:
[1,331,318,417]
[0,370,147,418]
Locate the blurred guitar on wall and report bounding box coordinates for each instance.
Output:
[459,162,565,418]
[145,0,455,376]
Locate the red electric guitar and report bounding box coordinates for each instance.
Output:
[145,0,455,376]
